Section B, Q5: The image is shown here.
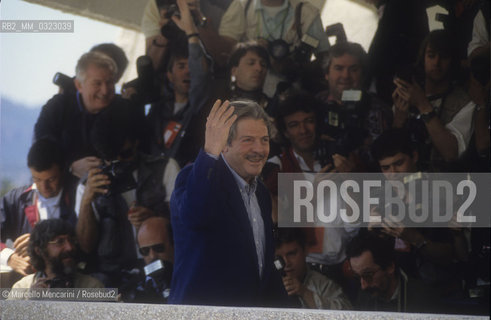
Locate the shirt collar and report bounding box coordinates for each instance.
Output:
[221,154,258,195]
[292,150,321,173]
[255,0,289,12]
[32,183,63,206]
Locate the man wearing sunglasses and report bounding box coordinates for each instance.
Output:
[9,219,102,296]
[121,217,174,303]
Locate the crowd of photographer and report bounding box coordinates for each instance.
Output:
[1,0,489,315]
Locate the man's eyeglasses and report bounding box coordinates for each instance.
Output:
[352,267,382,283]
[47,235,77,247]
[139,243,166,256]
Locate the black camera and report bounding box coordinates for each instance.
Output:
[120,259,173,303]
[122,56,160,104]
[268,34,318,63]
[99,160,137,197]
[316,90,367,166]
[52,72,77,95]
[267,34,319,84]
[156,0,186,43]
[325,22,347,45]
[46,277,72,288]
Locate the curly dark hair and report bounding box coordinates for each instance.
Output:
[275,91,321,145]
[28,219,75,272]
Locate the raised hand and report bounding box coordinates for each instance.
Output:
[393,77,432,114]
[171,0,198,35]
[204,100,237,156]
[7,252,32,276]
[13,233,30,257]
[282,275,305,296]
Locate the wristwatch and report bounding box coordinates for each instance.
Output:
[420,109,437,123]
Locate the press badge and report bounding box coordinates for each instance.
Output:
[163,121,182,149]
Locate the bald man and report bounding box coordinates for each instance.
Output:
[137,217,174,266]
[121,217,174,303]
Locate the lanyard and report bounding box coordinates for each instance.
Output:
[257,1,290,41]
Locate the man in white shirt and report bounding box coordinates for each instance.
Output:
[1,138,76,278]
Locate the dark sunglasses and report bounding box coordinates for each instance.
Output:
[139,243,166,256]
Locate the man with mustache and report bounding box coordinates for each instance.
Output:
[346,232,460,313]
[346,233,400,311]
[9,219,102,296]
[169,99,287,306]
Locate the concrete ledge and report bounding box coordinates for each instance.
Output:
[0,301,488,320]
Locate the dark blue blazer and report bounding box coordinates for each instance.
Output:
[169,150,286,306]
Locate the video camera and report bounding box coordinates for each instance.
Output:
[122,55,160,104]
[121,259,173,303]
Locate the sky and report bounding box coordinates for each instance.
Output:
[0,0,123,108]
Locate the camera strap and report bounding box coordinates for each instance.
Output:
[294,2,303,40]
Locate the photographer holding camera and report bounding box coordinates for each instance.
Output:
[216,0,329,97]
[144,0,212,167]
[76,104,178,288]
[35,50,141,183]
[369,129,469,288]
[274,228,351,309]
[9,219,103,298]
[317,41,392,172]
[120,217,174,303]
[392,30,476,171]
